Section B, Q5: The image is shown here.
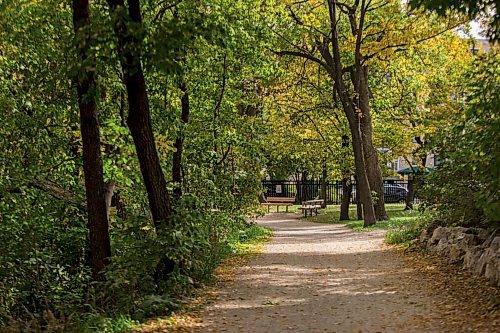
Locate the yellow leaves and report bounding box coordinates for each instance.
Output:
[298,128,315,140]
[361,7,468,65]
[155,134,175,155]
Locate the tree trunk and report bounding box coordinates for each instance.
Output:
[358,66,388,220]
[348,115,376,226]
[405,177,415,210]
[340,177,351,220]
[172,82,189,199]
[301,171,309,201]
[107,0,175,278]
[295,172,302,203]
[111,190,127,219]
[356,197,363,220]
[321,161,327,208]
[104,181,115,219]
[72,0,111,281]
[107,0,172,228]
[327,0,376,227]
[406,153,427,209]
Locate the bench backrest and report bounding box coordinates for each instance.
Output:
[266,197,295,203]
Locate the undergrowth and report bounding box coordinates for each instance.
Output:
[0,191,272,333]
[74,222,272,333]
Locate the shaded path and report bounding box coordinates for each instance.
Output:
[195,213,497,332]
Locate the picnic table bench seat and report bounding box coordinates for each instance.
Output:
[298,199,324,217]
[261,196,295,213]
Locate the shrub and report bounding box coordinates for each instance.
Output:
[419,53,500,228]
[385,216,427,245]
[0,191,91,328]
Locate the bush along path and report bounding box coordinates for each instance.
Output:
[193,213,499,333]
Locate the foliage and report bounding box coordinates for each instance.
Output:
[0,191,90,327]
[385,215,429,245]
[74,314,138,333]
[372,33,472,173]
[419,52,500,227]
[0,0,273,329]
[409,0,500,40]
[0,0,496,330]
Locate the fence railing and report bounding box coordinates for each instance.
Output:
[262,180,410,205]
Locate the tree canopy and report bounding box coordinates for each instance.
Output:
[0,0,496,330]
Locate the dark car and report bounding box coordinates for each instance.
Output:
[383,184,408,203]
[341,184,408,203]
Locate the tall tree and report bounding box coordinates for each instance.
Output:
[273,0,463,224]
[106,0,173,228]
[71,0,111,280]
[172,81,190,198]
[325,0,376,226]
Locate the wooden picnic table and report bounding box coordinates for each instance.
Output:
[261,196,295,213]
[304,199,324,205]
[298,199,324,217]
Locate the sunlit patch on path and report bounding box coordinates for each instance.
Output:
[195,213,489,333]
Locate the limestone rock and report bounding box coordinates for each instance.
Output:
[422,226,499,287]
[481,237,500,287]
[463,246,484,273]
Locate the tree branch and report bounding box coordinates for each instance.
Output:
[274,50,334,76]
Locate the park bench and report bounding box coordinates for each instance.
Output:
[298,199,324,217]
[261,196,295,213]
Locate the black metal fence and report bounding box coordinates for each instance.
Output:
[262,180,410,205]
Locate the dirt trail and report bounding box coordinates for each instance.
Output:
[195,213,498,333]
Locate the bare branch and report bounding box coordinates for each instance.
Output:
[153,0,183,23]
[274,50,334,76]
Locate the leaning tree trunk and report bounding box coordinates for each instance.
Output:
[359,66,388,220]
[107,0,172,228]
[107,0,175,278]
[72,0,111,281]
[172,82,189,199]
[340,177,351,220]
[124,69,172,227]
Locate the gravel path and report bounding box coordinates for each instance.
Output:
[195,213,496,333]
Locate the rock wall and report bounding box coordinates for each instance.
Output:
[420,226,500,287]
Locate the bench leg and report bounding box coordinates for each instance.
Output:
[267,205,270,213]
[286,206,289,213]
[276,205,279,213]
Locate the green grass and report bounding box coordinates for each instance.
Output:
[304,203,421,231]
[226,223,273,253]
[75,314,138,333]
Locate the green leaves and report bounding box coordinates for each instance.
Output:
[420,52,500,226]
[409,0,500,41]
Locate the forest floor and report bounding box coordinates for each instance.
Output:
[137,212,499,333]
